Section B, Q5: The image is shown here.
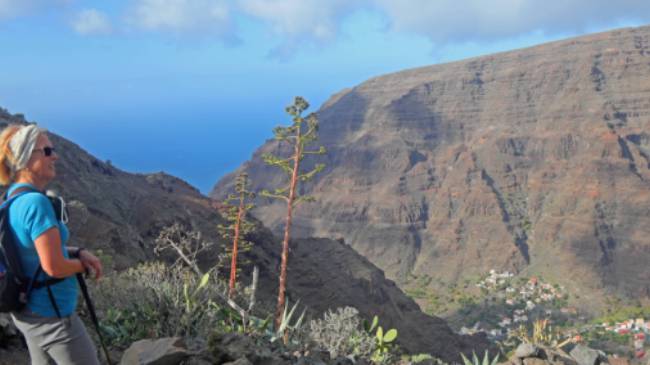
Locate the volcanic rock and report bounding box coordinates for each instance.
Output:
[211,25,650,306]
[119,337,188,365]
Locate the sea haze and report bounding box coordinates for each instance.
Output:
[45,102,316,195]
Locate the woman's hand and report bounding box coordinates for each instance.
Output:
[36,228,84,278]
[79,250,103,280]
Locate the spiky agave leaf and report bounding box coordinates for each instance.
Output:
[490,353,500,365]
[461,352,473,365]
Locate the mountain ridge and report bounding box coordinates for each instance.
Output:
[0,108,487,361]
[211,24,650,310]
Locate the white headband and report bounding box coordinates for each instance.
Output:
[8,124,46,172]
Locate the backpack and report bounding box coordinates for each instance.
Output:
[0,187,64,313]
[0,188,113,363]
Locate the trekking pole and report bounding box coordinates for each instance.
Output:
[76,273,113,365]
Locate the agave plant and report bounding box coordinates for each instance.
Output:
[460,351,499,365]
[269,299,306,343]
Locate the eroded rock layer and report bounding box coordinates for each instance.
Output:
[212,25,650,304]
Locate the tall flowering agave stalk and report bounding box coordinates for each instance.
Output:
[218,172,256,299]
[260,96,326,333]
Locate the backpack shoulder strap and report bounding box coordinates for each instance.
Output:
[0,190,32,273]
[2,185,40,207]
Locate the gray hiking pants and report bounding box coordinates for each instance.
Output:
[11,310,100,365]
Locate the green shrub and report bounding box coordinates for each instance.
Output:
[406,353,445,364]
[596,305,650,324]
[91,262,231,348]
[363,315,400,364]
[373,325,398,363]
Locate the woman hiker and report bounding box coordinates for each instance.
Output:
[0,124,103,365]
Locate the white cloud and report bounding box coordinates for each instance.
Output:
[239,0,360,41]
[373,0,650,44]
[236,0,650,58]
[71,9,112,35]
[126,0,234,37]
[6,0,648,57]
[238,0,364,58]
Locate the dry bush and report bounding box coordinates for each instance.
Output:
[307,307,376,359]
[91,262,228,349]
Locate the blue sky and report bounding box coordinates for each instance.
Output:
[1,1,649,194]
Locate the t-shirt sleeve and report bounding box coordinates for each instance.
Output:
[20,194,59,242]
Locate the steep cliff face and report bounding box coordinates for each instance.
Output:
[0,110,486,360]
[211,25,650,305]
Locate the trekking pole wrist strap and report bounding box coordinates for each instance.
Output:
[70,247,86,259]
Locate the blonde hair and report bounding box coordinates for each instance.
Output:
[0,125,23,185]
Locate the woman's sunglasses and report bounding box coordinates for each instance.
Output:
[34,146,56,157]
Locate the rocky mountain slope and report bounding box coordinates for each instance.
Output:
[0,109,487,361]
[211,25,650,308]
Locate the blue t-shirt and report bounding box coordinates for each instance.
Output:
[7,183,78,317]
